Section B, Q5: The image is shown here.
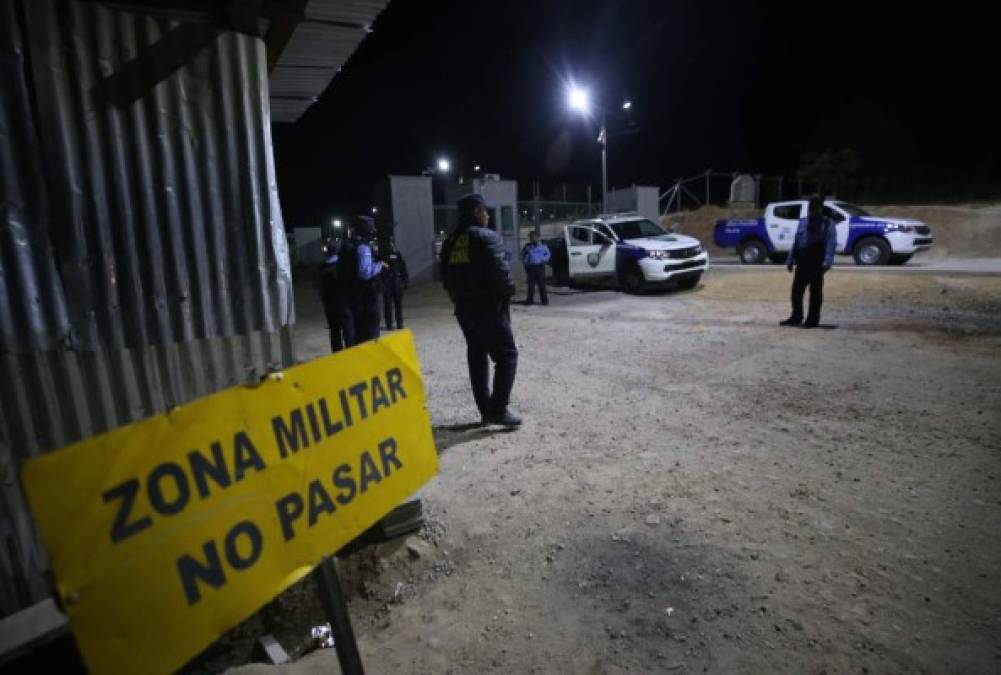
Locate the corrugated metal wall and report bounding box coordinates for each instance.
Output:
[0,0,296,618]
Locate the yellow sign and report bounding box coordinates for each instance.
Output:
[22,330,438,675]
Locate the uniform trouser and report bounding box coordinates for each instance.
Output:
[455,305,518,416]
[383,282,404,329]
[323,295,354,352]
[525,265,548,304]
[352,288,381,344]
[790,245,825,323]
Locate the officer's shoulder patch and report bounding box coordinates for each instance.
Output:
[447,233,470,264]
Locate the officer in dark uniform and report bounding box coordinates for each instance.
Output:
[781,194,837,328]
[440,193,521,427]
[379,236,409,330]
[345,215,386,343]
[316,238,354,351]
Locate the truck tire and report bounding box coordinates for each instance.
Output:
[675,273,702,291]
[853,237,890,266]
[737,239,768,264]
[888,254,913,265]
[619,266,646,294]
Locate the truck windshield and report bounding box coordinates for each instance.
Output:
[608,219,668,240]
[834,202,871,217]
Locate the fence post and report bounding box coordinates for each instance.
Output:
[533,181,540,234]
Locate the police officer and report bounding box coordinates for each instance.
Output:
[521,231,551,305]
[781,194,837,328]
[344,215,386,343]
[440,193,521,427]
[316,238,354,351]
[379,235,409,330]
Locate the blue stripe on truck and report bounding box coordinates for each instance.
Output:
[844,217,888,252]
[714,218,772,251]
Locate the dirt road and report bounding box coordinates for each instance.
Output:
[230,268,1001,675]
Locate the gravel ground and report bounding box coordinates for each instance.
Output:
[228,267,1001,675]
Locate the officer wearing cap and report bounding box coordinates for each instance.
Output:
[346,215,386,343]
[378,234,409,330]
[440,193,521,427]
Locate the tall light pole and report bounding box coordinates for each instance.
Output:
[599,118,607,213]
[568,85,633,213]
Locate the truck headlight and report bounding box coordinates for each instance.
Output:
[648,250,669,260]
[884,223,914,233]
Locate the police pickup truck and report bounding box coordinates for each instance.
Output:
[714,200,934,265]
[546,213,708,292]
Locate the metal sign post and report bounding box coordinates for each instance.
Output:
[315,556,365,675]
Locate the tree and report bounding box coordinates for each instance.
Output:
[797,149,859,196]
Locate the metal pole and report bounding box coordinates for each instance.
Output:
[315,556,365,675]
[600,115,608,213]
[534,181,540,235]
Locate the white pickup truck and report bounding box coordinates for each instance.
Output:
[545,213,709,292]
[714,200,934,265]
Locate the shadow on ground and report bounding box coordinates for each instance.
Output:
[432,423,518,453]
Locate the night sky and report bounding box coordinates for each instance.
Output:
[272,1,997,226]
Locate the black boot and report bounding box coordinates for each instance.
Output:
[779,316,802,326]
[483,409,522,428]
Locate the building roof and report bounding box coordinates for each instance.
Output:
[269,0,390,122]
[99,0,390,123]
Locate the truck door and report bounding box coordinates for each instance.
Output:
[823,204,849,253]
[568,225,616,278]
[767,202,804,251]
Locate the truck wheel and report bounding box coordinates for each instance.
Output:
[620,267,646,294]
[675,273,702,291]
[853,237,890,265]
[888,254,913,265]
[737,239,768,264]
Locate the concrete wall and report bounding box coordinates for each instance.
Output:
[387,175,434,283]
[474,178,520,263]
[635,186,661,222]
[605,185,661,221]
[292,227,325,264]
